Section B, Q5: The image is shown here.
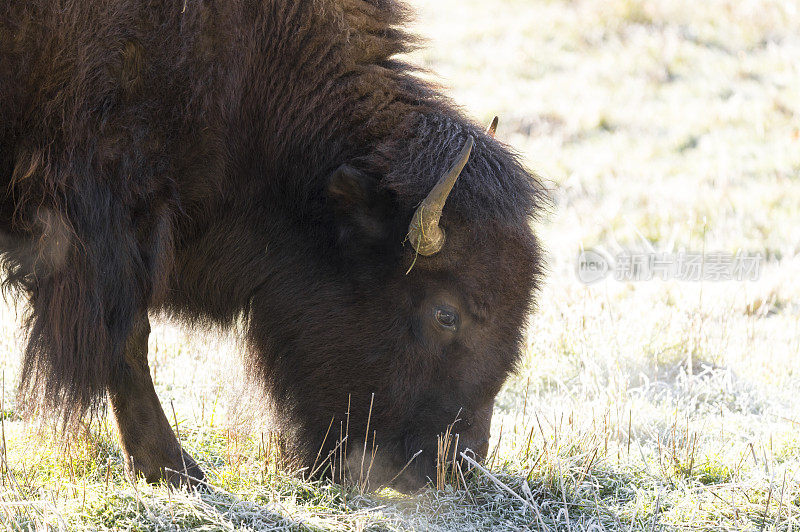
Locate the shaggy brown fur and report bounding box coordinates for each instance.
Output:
[0,0,544,489]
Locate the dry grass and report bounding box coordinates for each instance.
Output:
[0,0,798,529]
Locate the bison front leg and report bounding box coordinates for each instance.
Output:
[107,313,205,487]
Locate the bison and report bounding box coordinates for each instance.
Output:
[0,0,543,490]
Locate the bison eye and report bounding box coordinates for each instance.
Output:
[434,307,459,331]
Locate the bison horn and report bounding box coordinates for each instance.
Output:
[487,116,498,137]
[407,136,475,256]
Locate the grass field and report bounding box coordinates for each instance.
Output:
[1,0,800,529]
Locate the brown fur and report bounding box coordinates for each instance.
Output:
[0,0,544,489]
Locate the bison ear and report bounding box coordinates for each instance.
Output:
[327,165,389,244]
[328,165,373,208]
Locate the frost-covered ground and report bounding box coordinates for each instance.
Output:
[0,0,798,529]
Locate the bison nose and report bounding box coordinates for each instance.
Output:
[459,437,490,461]
[474,438,490,459]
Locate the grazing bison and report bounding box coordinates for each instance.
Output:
[0,0,543,490]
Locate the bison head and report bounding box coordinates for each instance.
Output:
[246,115,541,491]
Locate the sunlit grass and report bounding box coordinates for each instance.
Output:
[0,0,798,529]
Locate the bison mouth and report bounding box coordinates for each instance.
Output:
[326,427,491,493]
[297,401,495,492]
[395,431,491,492]
[304,427,490,493]
[390,406,494,491]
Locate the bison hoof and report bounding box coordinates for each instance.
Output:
[163,450,206,490]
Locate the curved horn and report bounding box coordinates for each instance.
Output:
[407,136,475,256]
[487,116,499,137]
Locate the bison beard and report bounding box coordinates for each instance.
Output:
[0,0,544,490]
